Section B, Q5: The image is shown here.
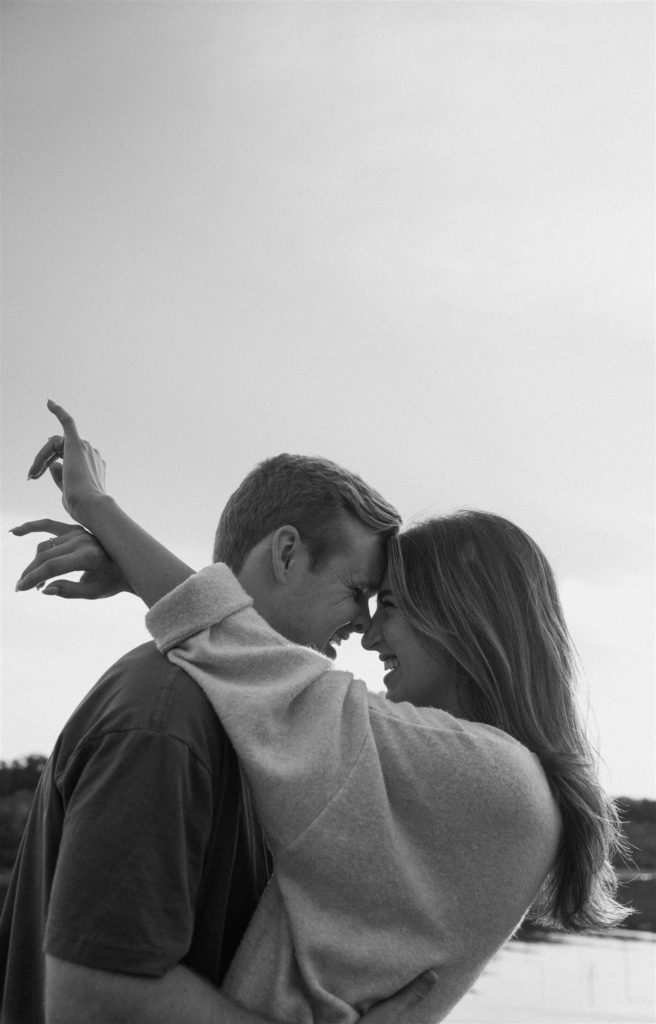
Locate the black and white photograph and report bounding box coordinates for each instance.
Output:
[1,3,654,1022]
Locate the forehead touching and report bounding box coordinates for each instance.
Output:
[377,569,392,593]
[330,516,388,592]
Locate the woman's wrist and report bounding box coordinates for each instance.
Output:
[72,491,117,533]
[67,492,195,609]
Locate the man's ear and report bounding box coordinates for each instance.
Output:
[270,525,305,583]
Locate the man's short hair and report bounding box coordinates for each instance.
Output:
[214,454,401,573]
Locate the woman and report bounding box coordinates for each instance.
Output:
[19,402,627,1024]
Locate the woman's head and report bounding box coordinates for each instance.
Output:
[370,511,576,738]
[367,510,627,931]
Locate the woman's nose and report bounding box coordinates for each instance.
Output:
[350,594,372,636]
[361,610,382,651]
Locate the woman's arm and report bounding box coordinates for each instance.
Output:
[26,401,193,608]
[77,494,194,608]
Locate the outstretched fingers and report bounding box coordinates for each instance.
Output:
[15,533,90,592]
[39,578,100,599]
[10,519,76,538]
[27,440,63,481]
[17,555,72,593]
[46,400,82,442]
[11,515,126,600]
[27,401,83,480]
[11,521,91,592]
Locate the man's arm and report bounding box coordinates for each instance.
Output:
[45,956,276,1024]
[47,957,442,1024]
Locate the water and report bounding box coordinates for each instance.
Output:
[444,931,655,1023]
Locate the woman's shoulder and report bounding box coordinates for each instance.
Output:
[368,695,557,815]
[362,696,561,883]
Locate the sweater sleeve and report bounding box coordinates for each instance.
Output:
[145,566,561,1024]
[145,564,371,854]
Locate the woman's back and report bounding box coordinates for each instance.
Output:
[147,566,561,1023]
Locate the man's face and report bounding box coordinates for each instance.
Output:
[282,518,387,658]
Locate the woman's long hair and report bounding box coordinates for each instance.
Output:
[387,511,628,931]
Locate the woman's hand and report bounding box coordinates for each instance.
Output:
[12,519,133,599]
[23,400,195,609]
[28,400,107,527]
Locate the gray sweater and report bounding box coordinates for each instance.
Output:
[146,565,561,1024]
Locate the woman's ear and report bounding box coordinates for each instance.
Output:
[271,525,304,583]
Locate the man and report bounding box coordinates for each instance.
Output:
[3,449,433,1024]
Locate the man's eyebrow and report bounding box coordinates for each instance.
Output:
[349,577,377,592]
[353,583,376,596]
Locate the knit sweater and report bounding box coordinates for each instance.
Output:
[146,565,561,1024]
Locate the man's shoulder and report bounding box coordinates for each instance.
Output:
[56,641,229,769]
[96,639,213,712]
[102,639,183,687]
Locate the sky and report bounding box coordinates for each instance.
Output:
[1,1,653,798]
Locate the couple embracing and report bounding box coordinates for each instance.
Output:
[1,402,625,1024]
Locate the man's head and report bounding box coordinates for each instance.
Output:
[214,454,401,655]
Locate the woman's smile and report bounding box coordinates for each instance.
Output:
[363,574,462,711]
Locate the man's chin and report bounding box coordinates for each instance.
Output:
[305,638,337,660]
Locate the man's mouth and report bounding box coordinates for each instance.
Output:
[326,629,350,660]
[380,654,399,674]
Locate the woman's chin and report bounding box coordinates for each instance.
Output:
[383,670,403,702]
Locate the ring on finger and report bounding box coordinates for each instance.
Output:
[52,436,64,457]
[48,538,57,549]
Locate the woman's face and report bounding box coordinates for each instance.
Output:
[362,572,463,713]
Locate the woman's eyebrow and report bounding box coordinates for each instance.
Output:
[377,589,393,600]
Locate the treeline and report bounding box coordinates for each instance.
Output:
[0,755,47,798]
[615,797,656,872]
[0,756,655,927]
[0,755,47,877]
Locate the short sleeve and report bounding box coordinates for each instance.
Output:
[45,728,213,976]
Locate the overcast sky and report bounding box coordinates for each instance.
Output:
[1,1,653,798]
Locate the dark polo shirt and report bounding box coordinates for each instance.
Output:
[0,642,270,1024]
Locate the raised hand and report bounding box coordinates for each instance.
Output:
[12,519,133,599]
[28,400,107,525]
[21,400,195,609]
